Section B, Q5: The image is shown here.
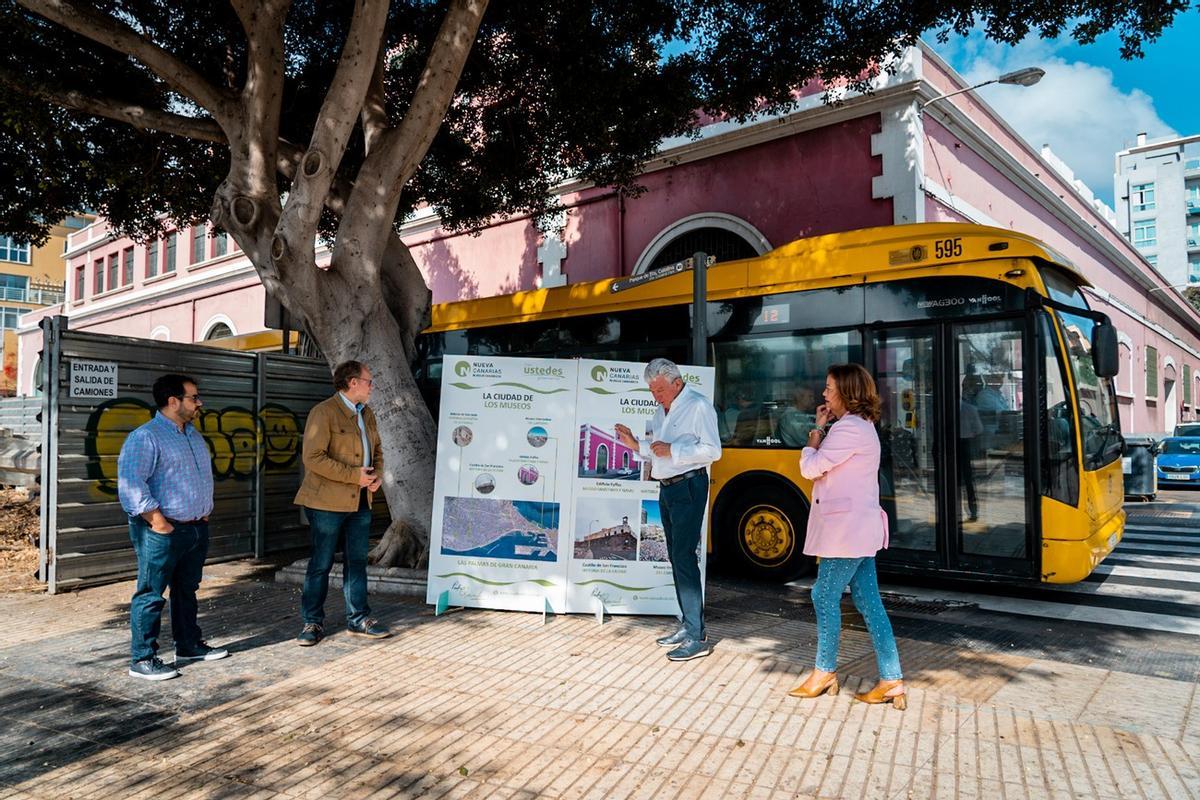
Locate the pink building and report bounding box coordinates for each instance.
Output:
[578,424,642,479]
[18,44,1200,434]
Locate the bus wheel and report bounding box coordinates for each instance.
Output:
[721,485,814,582]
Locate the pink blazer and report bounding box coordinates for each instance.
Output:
[799,413,889,558]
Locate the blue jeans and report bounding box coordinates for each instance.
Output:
[811,557,903,680]
[128,517,209,664]
[301,499,372,627]
[659,471,708,640]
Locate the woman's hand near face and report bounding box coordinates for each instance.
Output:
[815,404,832,428]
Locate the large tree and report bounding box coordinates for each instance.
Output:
[1,0,1186,565]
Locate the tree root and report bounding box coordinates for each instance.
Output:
[368,519,428,569]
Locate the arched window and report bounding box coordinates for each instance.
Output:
[204,322,233,340]
[645,227,760,272]
[200,314,237,341]
[633,213,771,275]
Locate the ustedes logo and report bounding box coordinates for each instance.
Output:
[525,364,564,378]
[591,365,608,382]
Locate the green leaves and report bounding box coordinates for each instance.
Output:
[1,0,1188,244]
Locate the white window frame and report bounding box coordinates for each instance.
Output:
[1115,333,1134,400]
[200,314,237,341]
[0,237,31,264]
[1131,182,1156,212]
[632,213,772,275]
[0,305,26,330]
[1132,221,1157,249]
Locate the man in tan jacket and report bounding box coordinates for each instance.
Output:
[294,360,389,645]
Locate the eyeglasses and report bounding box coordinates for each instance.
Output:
[181,393,202,402]
[354,377,374,387]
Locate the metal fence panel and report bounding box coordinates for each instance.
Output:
[37,317,348,592]
[0,397,43,439]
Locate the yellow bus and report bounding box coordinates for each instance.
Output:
[418,223,1124,584]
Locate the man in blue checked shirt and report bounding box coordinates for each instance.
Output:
[118,373,229,681]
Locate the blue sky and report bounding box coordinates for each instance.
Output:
[933,11,1198,204]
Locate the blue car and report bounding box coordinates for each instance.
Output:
[1156,437,1200,485]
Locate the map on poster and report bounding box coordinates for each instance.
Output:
[426,355,717,617]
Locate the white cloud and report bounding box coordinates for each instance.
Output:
[937,36,1177,203]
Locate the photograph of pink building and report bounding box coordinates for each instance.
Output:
[577,423,643,480]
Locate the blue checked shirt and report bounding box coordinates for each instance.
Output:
[117,412,215,521]
[339,392,372,467]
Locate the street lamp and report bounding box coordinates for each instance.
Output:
[921,66,1045,110]
[1148,283,1199,294]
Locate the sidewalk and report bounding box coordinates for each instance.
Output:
[0,561,1197,799]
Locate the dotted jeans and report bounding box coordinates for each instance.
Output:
[811,556,903,680]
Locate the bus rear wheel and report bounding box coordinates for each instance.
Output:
[719,484,814,582]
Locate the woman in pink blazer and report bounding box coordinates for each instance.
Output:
[788,364,905,709]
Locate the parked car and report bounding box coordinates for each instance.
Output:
[1156,437,1200,485]
[1175,423,1200,438]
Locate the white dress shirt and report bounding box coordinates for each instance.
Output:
[638,386,723,480]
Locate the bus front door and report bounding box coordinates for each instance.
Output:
[950,320,1033,576]
[873,320,1035,579]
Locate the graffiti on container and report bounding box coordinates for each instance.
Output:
[84,399,303,496]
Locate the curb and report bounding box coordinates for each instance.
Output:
[274,558,427,597]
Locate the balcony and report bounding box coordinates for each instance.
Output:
[0,283,66,305]
[1188,198,1200,214]
[26,282,66,306]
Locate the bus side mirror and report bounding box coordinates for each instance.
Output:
[1092,319,1119,378]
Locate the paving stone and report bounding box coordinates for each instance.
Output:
[0,562,1198,799]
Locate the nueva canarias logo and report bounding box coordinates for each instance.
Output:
[454,361,471,377]
[591,365,608,382]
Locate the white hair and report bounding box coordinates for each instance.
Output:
[644,358,682,384]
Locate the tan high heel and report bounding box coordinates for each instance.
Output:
[853,679,906,710]
[788,670,839,698]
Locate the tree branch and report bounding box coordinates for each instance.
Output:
[16,0,235,130]
[0,66,225,143]
[337,0,488,270]
[230,0,291,197]
[362,47,390,156]
[275,0,390,265]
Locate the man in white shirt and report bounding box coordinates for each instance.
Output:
[615,358,722,661]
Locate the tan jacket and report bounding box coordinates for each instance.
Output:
[294,394,384,512]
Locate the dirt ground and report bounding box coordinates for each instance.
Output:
[0,487,41,593]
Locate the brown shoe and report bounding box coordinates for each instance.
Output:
[788,670,839,698]
[853,679,907,710]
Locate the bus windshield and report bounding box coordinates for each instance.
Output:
[1042,269,1122,470]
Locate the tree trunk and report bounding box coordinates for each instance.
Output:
[300,242,437,569]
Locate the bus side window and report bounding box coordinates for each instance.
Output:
[713,331,861,448]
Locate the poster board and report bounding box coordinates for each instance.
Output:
[426,356,716,616]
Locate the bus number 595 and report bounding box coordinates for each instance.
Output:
[935,237,963,259]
